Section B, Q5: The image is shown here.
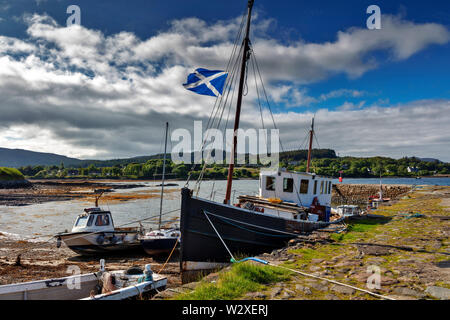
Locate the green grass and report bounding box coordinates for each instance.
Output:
[330,218,390,242]
[0,167,25,181]
[174,262,291,300]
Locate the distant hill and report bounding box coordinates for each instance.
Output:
[418,157,442,163]
[0,148,83,167]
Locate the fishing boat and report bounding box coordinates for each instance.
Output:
[0,260,167,300]
[55,192,143,255]
[141,122,181,256]
[179,0,344,282]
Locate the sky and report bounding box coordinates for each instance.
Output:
[0,0,449,161]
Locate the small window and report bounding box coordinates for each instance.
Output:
[313,180,317,194]
[87,215,95,226]
[300,179,309,194]
[266,176,275,191]
[75,216,88,227]
[328,181,332,194]
[283,178,293,193]
[95,214,110,226]
[320,181,324,194]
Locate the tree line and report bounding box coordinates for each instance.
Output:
[16,151,450,180]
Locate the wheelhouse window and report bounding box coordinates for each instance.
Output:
[320,181,324,194]
[75,216,88,227]
[313,180,317,194]
[95,214,110,226]
[266,176,276,191]
[87,214,95,226]
[283,178,294,193]
[300,179,309,194]
[328,181,332,194]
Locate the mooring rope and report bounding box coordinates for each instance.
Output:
[158,237,180,274]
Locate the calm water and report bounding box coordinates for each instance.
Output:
[0,177,448,240]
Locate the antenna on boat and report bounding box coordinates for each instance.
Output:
[94,191,104,208]
[224,0,255,204]
[158,122,169,230]
[306,117,315,173]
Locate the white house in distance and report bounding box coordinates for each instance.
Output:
[407,166,419,173]
[259,168,333,207]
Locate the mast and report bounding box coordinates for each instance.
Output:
[306,117,314,173]
[158,122,169,229]
[224,0,254,204]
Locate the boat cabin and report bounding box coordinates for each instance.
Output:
[259,169,333,207]
[71,208,115,233]
[336,205,361,217]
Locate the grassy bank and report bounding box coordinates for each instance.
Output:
[0,167,25,181]
[168,185,449,300]
[174,262,291,300]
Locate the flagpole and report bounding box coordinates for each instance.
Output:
[158,122,169,230]
[224,0,254,204]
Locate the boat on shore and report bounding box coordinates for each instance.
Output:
[0,260,166,300]
[141,122,181,256]
[141,227,180,255]
[334,204,363,218]
[179,0,343,282]
[56,193,143,255]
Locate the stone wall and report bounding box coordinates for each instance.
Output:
[332,184,411,205]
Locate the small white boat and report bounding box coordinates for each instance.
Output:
[56,206,143,255]
[0,260,167,300]
[334,205,362,218]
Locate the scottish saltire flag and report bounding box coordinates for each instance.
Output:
[183,68,228,97]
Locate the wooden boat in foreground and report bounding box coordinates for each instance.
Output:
[0,261,167,300]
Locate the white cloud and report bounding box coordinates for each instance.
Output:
[0,13,448,161]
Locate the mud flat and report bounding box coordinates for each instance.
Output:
[0,179,179,206]
[161,185,450,300]
[0,237,181,290]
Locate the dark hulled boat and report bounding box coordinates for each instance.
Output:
[179,0,343,282]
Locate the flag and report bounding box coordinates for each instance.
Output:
[183,68,228,97]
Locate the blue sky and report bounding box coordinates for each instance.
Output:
[0,0,449,160]
[1,0,449,110]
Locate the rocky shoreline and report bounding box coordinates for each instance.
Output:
[332,184,412,205]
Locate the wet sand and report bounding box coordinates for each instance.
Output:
[0,179,180,206]
[0,237,181,288]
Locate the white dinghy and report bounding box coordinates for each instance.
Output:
[0,260,167,300]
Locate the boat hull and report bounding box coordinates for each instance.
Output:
[141,238,179,255]
[58,231,142,255]
[180,188,343,282]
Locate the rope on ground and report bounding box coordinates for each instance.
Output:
[158,237,180,274]
[203,209,396,300]
[265,262,396,300]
